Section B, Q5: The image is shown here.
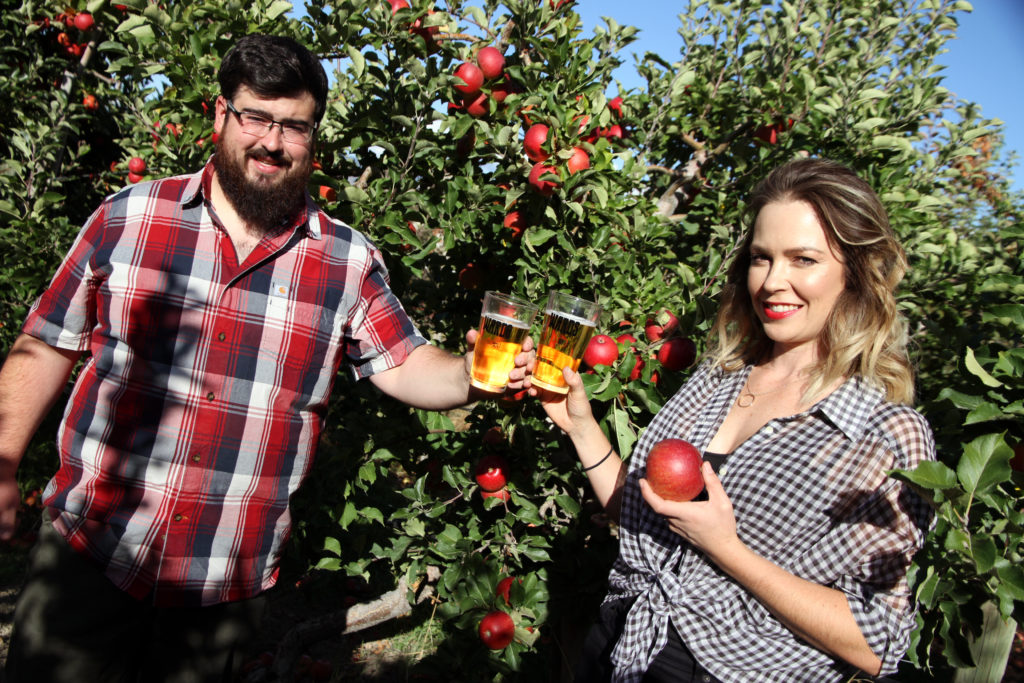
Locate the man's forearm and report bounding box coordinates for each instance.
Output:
[0,333,81,468]
[367,343,474,409]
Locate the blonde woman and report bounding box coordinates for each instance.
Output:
[536,158,935,682]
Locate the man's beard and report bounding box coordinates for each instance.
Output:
[213,140,311,236]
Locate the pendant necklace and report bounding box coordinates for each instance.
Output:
[736,371,804,408]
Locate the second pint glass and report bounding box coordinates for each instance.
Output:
[531,291,601,394]
[470,291,539,392]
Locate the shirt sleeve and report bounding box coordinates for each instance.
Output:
[344,244,427,379]
[22,202,109,352]
[824,407,936,674]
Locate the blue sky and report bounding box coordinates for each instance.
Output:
[573,0,1024,193]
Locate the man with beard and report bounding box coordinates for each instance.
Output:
[0,35,531,683]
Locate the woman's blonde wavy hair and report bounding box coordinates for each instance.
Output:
[707,158,915,404]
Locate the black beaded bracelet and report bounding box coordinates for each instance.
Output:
[581,446,614,472]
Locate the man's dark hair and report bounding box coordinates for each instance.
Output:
[218,34,329,123]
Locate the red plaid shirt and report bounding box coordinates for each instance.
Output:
[23,161,426,606]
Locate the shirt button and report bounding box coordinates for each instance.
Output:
[764,425,775,435]
[701,676,711,683]
[206,392,215,401]
[191,454,201,463]
[174,514,183,522]
[217,332,226,341]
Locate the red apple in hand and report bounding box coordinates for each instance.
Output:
[582,334,618,369]
[645,438,703,502]
[479,610,515,649]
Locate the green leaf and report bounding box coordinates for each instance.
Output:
[891,460,957,492]
[266,0,293,20]
[965,347,1002,388]
[957,433,1012,496]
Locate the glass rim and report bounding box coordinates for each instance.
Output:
[484,290,539,311]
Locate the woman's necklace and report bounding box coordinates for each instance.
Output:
[735,370,804,408]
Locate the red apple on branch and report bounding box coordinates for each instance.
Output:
[657,337,696,371]
[616,333,644,381]
[474,454,509,492]
[645,438,704,502]
[128,156,146,174]
[644,310,679,341]
[567,146,590,174]
[454,62,484,95]
[479,610,515,649]
[528,162,558,195]
[476,46,505,80]
[582,334,618,369]
[73,12,94,31]
[503,210,526,239]
[523,123,550,162]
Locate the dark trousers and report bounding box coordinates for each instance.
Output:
[4,517,267,683]
[574,597,723,683]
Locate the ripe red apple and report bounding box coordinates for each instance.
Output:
[454,62,484,95]
[474,454,509,492]
[127,171,144,184]
[128,156,146,174]
[616,333,645,381]
[528,162,558,195]
[476,46,505,80]
[496,576,516,605]
[490,77,516,104]
[82,94,98,110]
[503,210,526,239]
[566,147,590,175]
[582,334,618,368]
[657,337,696,371]
[608,96,623,117]
[523,123,550,162]
[645,438,704,502]
[74,12,94,31]
[481,487,510,502]
[479,610,515,649]
[754,123,778,145]
[463,91,489,117]
[388,0,410,13]
[644,310,679,341]
[318,185,337,203]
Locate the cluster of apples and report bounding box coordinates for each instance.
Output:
[450,45,515,119]
[522,95,628,196]
[581,308,696,383]
[34,9,94,61]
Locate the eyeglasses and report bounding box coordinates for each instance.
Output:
[224,100,317,144]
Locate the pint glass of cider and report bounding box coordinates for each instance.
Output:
[532,291,601,394]
[470,291,539,392]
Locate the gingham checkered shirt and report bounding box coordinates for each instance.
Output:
[606,361,935,682]
[23,161,426,606]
